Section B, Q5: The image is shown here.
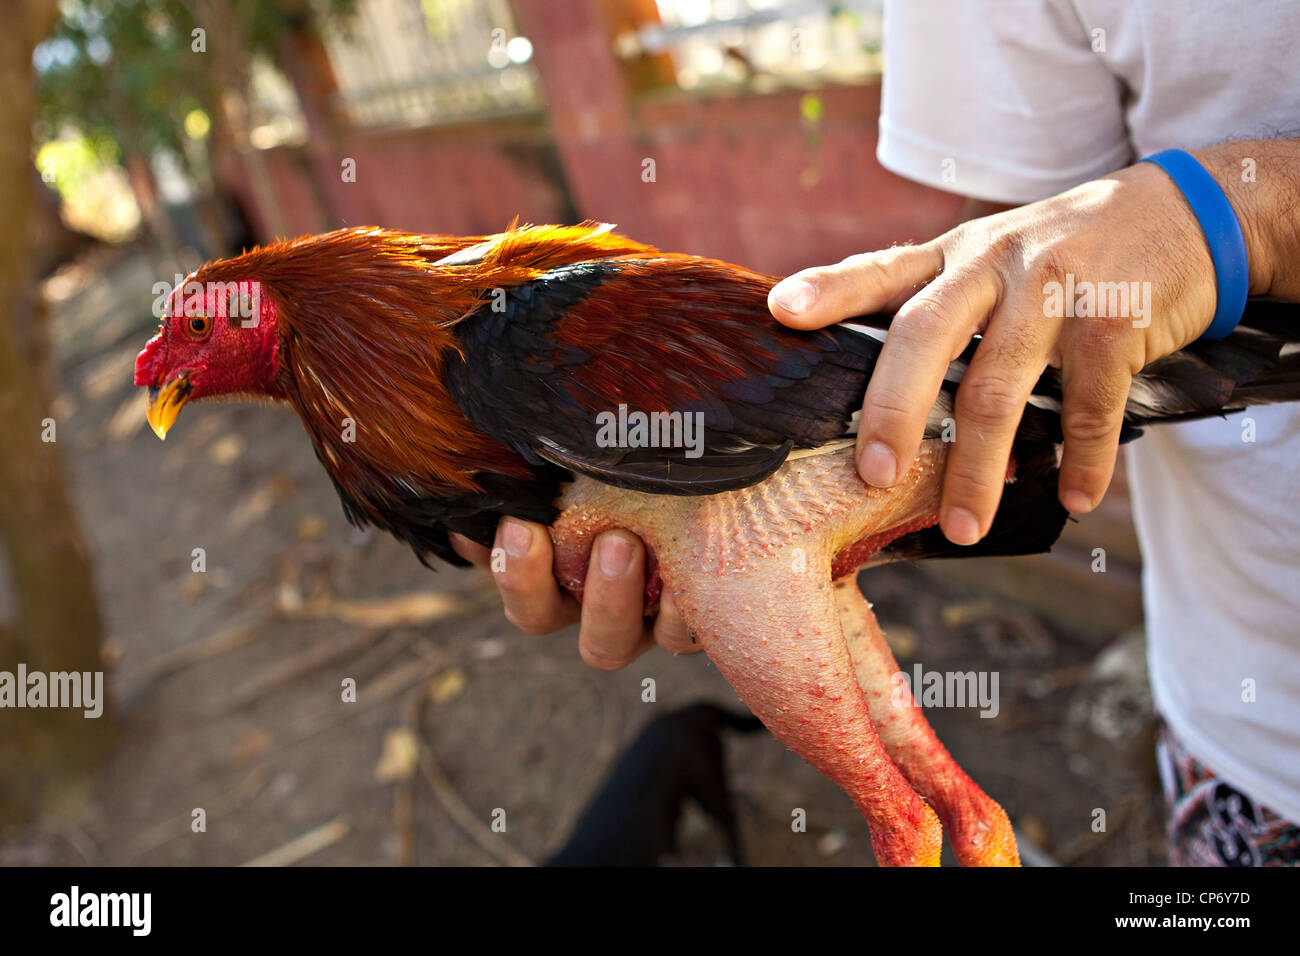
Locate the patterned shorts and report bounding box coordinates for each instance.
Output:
[1157,720,1300,866]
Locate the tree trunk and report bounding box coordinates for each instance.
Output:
[275,24,341,227]
[0,0,110,827]
[123,148,183,260]
[220,85,292,240]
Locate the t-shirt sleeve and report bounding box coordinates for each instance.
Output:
[878,0,1134,204]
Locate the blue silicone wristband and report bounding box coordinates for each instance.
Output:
[1140,149,1249,340]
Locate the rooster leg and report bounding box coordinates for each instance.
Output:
[554,494,940,863]
[669,556,942,866]
[552,442,1026,865]
[554,447,959,865]
[834,579,1021,866]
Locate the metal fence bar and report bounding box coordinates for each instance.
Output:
[315,0,540,131]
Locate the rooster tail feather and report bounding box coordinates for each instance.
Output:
[1122,298,1300,432]
[873,440,1068,564]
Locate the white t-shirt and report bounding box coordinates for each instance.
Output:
[877,0,1300,823]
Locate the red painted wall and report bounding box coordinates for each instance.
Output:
[618,83,963,274]
[509,0,962,274]
[220,117,573,242]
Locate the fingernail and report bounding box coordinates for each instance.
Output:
[771,278,817,315]
[943,508,981,546]
[858,442,898,486]
[501,519,532,558]
[1061,489,1094,513]
[598,534,633,577]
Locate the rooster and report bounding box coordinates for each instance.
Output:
[134,222,1300,866]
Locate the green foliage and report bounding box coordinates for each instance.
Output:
[35,0,354,162]
[39,0,210,156]
[36,135,119,194]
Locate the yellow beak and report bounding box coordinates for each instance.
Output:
[145,375,191,440]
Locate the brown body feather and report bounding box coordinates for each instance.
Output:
[191,224,665,512]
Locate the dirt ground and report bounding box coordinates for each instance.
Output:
[0,247,1168,867]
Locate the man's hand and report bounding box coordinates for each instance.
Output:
[768,146,1289,544]
[450,522,697,668]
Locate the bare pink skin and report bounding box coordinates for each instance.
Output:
[550,441,1019,866]
[835,578,1020,865]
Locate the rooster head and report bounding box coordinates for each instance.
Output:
[134,275,283,439]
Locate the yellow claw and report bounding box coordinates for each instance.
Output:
[145,375,191,440]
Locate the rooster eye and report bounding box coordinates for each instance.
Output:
[186,314,212,338]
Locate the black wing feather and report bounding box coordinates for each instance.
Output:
[443,258,882,494]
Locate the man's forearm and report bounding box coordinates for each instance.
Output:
[1194,138,1300,301]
